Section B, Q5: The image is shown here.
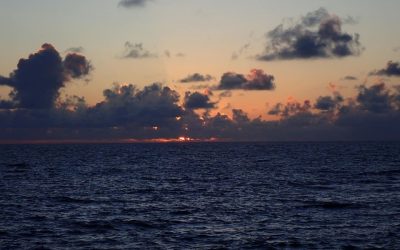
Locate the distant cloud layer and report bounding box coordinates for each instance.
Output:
[122,42,157,59]
[370,61,400,77]
[118,0,150,8]
[1,44,400,142]
[179,73,214,83]
[257,8,363,61]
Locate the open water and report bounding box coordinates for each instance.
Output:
[0,142,399,249]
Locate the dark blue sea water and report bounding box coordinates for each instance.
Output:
[0,142,400,249]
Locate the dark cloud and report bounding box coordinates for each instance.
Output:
[370,61,400,77]
[63,53,93,79]
[257,8,363,61]
[118,0,150,8]
[0,44,92,109]
[183,91,216,110]
[1,81,400,141]
[122,42,157,59]
[176,52,185,57]
[216,69,275,91]
[356,83,393,113]
[314,93,344,111]
[268,100,312,116]
[343,75,358,81]
[179,73,213,83]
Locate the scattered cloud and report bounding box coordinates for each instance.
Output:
[179,73,214,83]
[118,0,151,8]
[122,42,157,59]
[2,45,400,141]
[370,61,400,77]
[342,75,358,81]
[257,8,363,61]
[215,69,275,91]
[314,93,344,111]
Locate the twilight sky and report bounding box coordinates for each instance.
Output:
[0,0,400,142]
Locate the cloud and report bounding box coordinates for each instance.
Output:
[0,43,92,109]
[370,61,400,77]
[118,0,151,8]
[2,44,400,142]
[183,91,216,110]
[257,8,363,61]
[342,75,358,81]
[65,47,84,53]
[63,53,93,79]
[356,83,393,113]
[314,93,344,111]
[268,100,312,116]
[215,69,275,90]
[122,42,157,59]
[179,73,214,83]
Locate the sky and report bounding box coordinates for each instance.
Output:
[0,0,400,142]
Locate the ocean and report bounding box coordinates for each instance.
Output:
[1,142,399,249]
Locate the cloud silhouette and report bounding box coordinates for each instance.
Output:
[370,61,400,77]
[118,0,151,8]
[0,44,92,109]
[257,8,363,61]
[179,73,214,83]
[2,45,400,142]
[216,69,275,90]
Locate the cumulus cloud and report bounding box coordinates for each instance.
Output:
[118,0,151,8]
[63,53,93,79]
[215,69,275,90]
[179,73,214,83]
[122,42,157,59]
[356,83,393,113]
[257,8,363,61]
[0,44,92,109]
[370,61,400,77]
[183,91,216,110]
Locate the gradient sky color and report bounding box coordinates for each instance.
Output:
[1,0,400,142]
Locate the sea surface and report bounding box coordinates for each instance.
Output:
[0,142,399,249]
